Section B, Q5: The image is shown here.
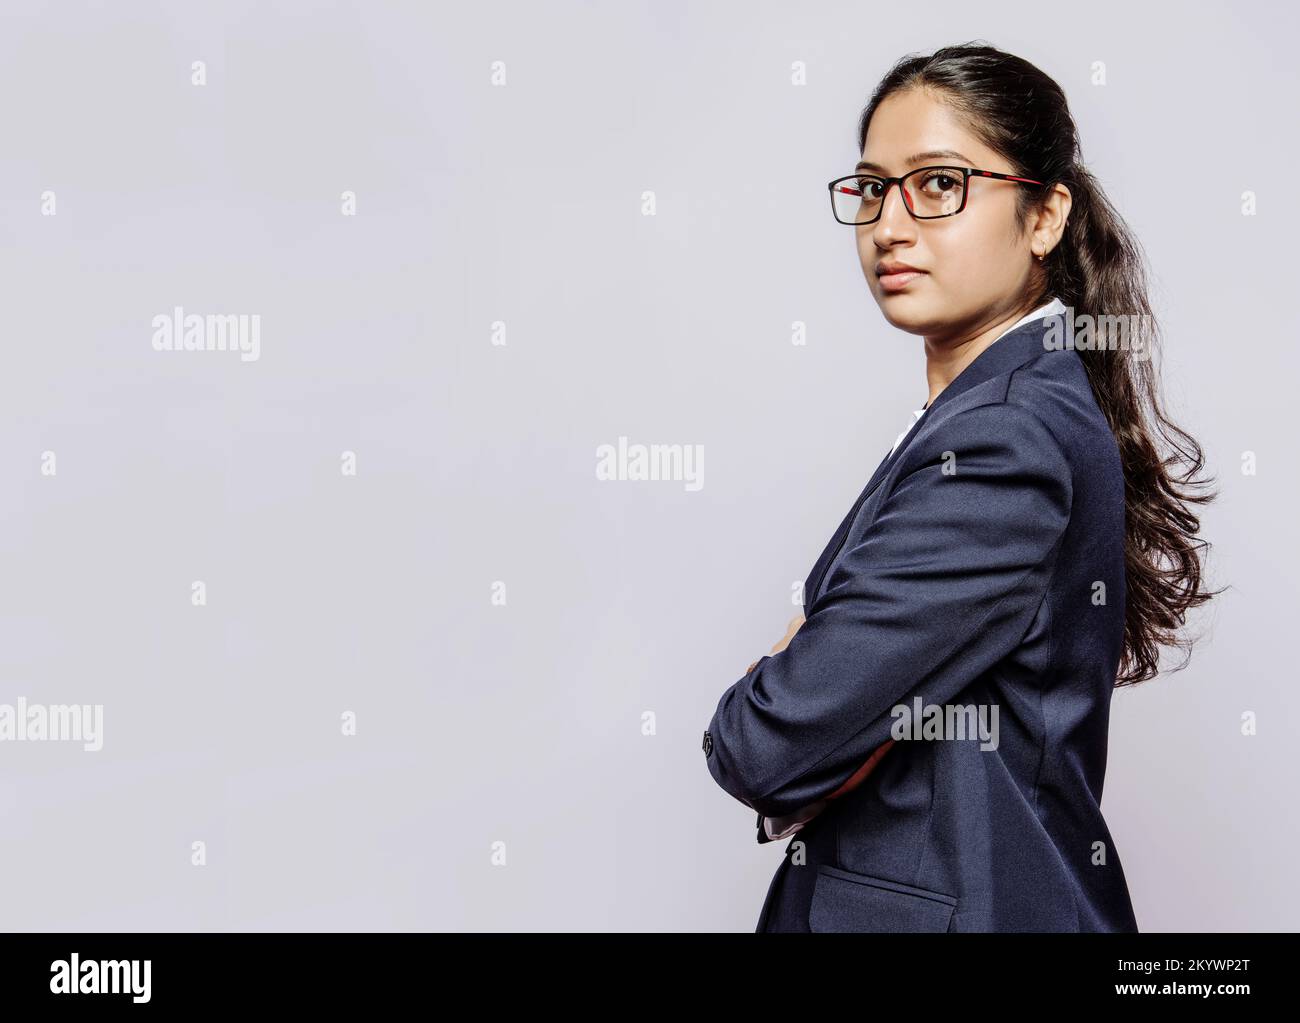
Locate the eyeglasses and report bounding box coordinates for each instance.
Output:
[827,165,1044,225]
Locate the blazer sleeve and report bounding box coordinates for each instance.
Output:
[704,401,1074,820]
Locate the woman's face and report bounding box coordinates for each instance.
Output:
[855,87,1038,341]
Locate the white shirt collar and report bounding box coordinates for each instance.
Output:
[999,296,1067,340]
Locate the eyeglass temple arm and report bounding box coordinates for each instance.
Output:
[966,169,1044,185]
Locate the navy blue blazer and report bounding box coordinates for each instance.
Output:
[703,312,1139,932]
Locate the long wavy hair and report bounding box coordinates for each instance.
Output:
[858,41,1220,686]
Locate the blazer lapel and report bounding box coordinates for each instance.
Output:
[869,313,1064,495]
[920,312,1064,420]
[802,312,1064,609]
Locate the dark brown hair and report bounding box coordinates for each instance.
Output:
[858,41,1220,685]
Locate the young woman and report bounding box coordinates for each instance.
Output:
[703,42,1218,932]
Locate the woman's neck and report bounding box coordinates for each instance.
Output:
[922,299,1044,406]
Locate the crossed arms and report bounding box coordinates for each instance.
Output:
[705,401,1073,822]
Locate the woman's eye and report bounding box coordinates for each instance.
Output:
[858,179,884,199]
[920,172,961,195]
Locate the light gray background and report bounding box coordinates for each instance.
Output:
[0,0,1295,931]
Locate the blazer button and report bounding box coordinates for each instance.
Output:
[702,729,713,756]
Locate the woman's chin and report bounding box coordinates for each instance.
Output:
[876,295,938,334]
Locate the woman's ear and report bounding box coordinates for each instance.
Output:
[1030,183,1072,258]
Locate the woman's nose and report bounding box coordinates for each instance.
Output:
[872,182,917,244]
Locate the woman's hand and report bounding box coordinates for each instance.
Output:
[826,739,896,800]
[746,612,806,673]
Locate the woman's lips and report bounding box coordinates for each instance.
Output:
[879,270,926,293]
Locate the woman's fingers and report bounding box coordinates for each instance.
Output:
[770,613,806,656]
[826,739,897,800]
[746,613,807,671]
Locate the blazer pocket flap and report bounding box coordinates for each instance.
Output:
[809,865,957,933]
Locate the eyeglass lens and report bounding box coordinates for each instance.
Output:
[832,167,966,224]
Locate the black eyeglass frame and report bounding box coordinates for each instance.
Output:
[827,166,1045,225]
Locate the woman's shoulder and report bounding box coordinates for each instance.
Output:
[888,349,1119,493]
[1006,350,1123,476]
